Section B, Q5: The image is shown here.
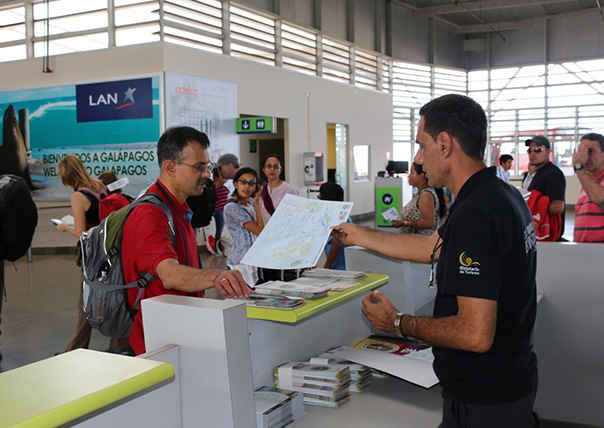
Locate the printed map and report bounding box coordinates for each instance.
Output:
[241,194,353,269]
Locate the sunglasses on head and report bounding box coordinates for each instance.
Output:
[527,147,546,154]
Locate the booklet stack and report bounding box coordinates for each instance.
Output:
[254,280,329,299]
[303,268,366,280]
[241,294,306,310]
[274,362,351,408]
[310,346,373,393]
[254,386,305,428]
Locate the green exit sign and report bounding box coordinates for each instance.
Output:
[237,117,276,134]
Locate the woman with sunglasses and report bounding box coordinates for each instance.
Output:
[259,153,299,224]
[224,167,264,285]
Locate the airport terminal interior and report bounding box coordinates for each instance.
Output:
[1,0,604,427]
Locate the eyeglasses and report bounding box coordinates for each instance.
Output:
[264,164,282,170]
[237,179,257,187]
[527,147,546,154]
[175,160,214,173]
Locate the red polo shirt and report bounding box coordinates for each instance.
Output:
[123,180,202,355]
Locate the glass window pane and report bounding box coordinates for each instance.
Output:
[0,45,27,63]
[353,145,370,181]
[34,33,108,56]
[116,25,160,46]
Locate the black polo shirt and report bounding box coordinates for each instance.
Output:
[523,161,566,239]
[433,166,538,405]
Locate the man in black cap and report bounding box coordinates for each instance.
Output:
[522,135,566,241]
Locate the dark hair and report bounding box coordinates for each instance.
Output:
[157,126,210,167]
[581,133,604,151]
[419,94,487,161]
[499,154,513,164]
[412,162,425,175]
[412,162,447,219]
[262,153,285,181]
[232,167,259,199]
[319,182,344,202]
[98,171,122,194]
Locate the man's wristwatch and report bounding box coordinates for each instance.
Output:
[574,163,585,171]
[394,312,405,338]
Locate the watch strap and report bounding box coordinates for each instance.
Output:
[394,312,405,338]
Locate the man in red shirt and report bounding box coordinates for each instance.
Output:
[572,132,604,243]
[122,126,251,355]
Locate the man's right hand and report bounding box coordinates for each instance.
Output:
[214,270,252,299]
[331,222,364,246]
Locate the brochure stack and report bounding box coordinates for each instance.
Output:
[274,362,351,408]
[254,386,304,428]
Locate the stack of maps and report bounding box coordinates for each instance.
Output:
[310,346,373,393]
[274,362,351,408]
[254,386,305,428]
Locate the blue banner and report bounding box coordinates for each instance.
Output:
[76,78,153,122]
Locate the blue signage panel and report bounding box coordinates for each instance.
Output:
[76,78,153,123]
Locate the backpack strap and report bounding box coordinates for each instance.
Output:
[79,186,108,201]
[122,192,176,312]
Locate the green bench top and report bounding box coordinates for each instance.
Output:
[0,349,174,428]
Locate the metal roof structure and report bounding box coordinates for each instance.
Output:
[396,0,599,37]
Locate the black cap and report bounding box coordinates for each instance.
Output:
[525,136,551,149]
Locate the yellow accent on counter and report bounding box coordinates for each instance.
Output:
[246,272,389,323]
[0,349,174,428]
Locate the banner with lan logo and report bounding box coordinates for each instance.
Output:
[76,78,153,123]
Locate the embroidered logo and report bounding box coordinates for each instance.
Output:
[459,252,480,275]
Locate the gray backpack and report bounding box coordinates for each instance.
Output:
[80,193,175,338]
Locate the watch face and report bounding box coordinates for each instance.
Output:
[574,164,584,170]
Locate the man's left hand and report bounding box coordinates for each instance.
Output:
[361,290,398,332]
[215,270,252,298]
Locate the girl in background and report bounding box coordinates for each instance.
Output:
[224,167,264,286]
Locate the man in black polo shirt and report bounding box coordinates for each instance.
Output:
[333,94,538,427]
[522,135,566,241]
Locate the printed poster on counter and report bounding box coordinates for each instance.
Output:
[0,75,161,199]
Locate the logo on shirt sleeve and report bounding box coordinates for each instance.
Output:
[459,252,480,275]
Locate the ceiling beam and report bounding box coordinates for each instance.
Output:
[456,6,599,34]
[414,0,574,16]
[392,0,460,28]
[457,20,536,34]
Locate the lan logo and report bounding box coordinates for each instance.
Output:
[76,78,153,123]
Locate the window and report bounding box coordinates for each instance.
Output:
[353,145,370,182]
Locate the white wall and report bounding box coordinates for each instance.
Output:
[0,43,393,215]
